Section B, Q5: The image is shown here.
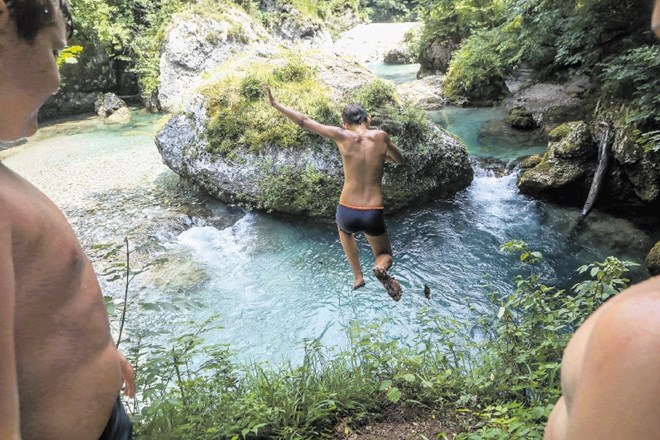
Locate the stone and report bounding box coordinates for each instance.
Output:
[417,39,456,77]
[507,107,538,129]
[646,241,660,276]
[95,93,131,124]
[517,121,595,198]
[384,47,417,65]
[396,75,446,110]
[155,52,473,218]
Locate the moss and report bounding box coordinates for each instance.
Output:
[259,165,342,216]
[548,123,573,141]
[201,53,339,158]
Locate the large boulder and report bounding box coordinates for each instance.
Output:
[396,75,446,110]
[95,93,132,124]
[417,39,457,78]
[155,51,473,218]
[516,119,660,213]
[158,6,271,111]
[504,75,591,131]
[517,121,596,200]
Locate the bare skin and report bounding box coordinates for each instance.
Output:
[0,2,134,439]
[654,0,660,37]
[264,85,405,299]
[544,275,660,439]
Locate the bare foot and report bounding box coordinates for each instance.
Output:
[353,278,366,290]
[373,266,402,301]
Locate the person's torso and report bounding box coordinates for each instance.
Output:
[337,130,387,207]
[0,164,122,440]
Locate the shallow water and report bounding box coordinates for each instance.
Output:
[4,105,656,367]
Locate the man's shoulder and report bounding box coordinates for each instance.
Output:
[589,276,660,353]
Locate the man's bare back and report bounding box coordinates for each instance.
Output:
[265,87,404,299]
[336,129,393,208]
[544,275,660,439]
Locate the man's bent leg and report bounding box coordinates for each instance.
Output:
[365,233,402,301]
[99,398,133,440]
[337,227,365,289]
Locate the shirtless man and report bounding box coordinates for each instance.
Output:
[0,1,135,439]
[653,0,660,36]
[264,86,405,301]
[544,275,660,439]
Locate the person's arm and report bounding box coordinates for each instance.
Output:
[383,132,404,164]
[118,350,135,398]
[565,279,660,439]
[0,221,20,440]
[264,85,346,142]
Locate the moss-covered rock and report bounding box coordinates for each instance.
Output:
[646,241,660,276]
[156,50,473,218]
[517,121,595,198]
[507,107,537,129]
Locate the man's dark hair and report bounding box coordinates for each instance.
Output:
[5,0,72,42]
[342,103,369,126]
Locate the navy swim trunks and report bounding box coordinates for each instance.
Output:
[99,398,133,440]
[336,202,387,236]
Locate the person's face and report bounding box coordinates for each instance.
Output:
[0,1,67,142]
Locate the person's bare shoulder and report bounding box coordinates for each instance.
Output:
[567,276,660,438]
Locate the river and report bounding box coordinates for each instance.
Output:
[2,68,657,367]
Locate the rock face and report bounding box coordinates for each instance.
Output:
[504,75,591,131]
[517,120,660,212]
[417,39,457,78]
[39,43,126,120]
[158,7,271,111]
[517,122,596,200]
[384,47,417,65]
[155,53,473,219]
[647,241,660,276]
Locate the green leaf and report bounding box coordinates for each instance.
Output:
[386,386,401,403]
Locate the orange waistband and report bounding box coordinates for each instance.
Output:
[338,201,384,210]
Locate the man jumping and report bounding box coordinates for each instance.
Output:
[264,85,405,301]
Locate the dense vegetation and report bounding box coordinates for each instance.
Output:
[106,241,637,439]
[417,0,659,133]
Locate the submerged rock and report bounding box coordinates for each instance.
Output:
[155,51,473,219]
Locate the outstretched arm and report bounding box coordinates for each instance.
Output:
[264,85,346,142]
[0,222,20,440]
[384,132,404,164]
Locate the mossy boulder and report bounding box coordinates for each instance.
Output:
[517,121,596,199]
[155,50,473,219]
[507,107,538,129]
[646,241,660,276]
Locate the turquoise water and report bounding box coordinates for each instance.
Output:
[364,62,420,84]
[11,105,655,368]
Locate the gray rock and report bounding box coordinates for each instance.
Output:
[504,75,591,131]
[517,121,595,196]
[417,39,457,78]
[646,241,660,276]
[95,93,131,124]
[158,7,271,111]
[384,47,416,65]
[155,55,473,218]
[396,75,446,110]
[507,107,538,129]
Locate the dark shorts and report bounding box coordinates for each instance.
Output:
[99,398,133,440]
[336,203,387,236]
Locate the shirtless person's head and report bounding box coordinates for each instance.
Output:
[0,1,134,439]
[0,0,72,142]
[341,103,371,129]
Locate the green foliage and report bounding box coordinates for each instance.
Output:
[111,238,636,439]
[599,45,660,125]
[349,79,398,109]
[443,29,511,102]
[418,0,506,45]
[56,45,83,68]
[202,55,338,158]
[360,0,419,22]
